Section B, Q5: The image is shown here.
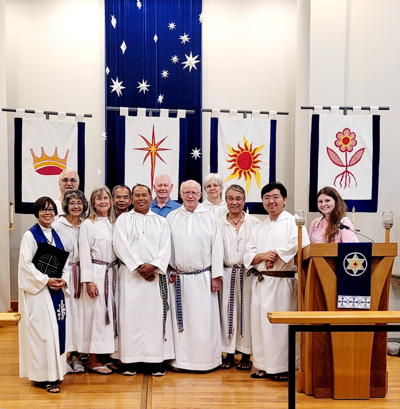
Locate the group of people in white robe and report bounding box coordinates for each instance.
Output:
[18,168,318,393]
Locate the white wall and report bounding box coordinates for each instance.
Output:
[0,0,11,311]
[4,0,105,301]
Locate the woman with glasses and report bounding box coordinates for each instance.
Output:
[18,197,68,393]
[203,173,227,218]
[79,187,118,374]
[53,189,88,373]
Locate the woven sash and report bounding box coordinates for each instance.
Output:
[69,261,81,298]
[91,258,119,337]
[226,264,246,339]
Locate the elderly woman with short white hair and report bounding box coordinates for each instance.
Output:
[202,173,227,217]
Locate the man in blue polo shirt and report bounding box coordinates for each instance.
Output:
[150,174,181,217]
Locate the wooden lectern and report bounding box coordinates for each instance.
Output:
[298,243,397,399]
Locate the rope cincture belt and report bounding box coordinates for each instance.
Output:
[225,263,246,339]
[69,261,81,298]
[158,274,169,341]
[172,266,211,333]
[91,258,119,337]
[247,268,295,282]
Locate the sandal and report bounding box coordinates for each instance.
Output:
[45,383,60,393]
[236,360,252,370]
[88,365,113,375]
[250,370,269,379]
[270,372,288,382]
[220,355,234,369]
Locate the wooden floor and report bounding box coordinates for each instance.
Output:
[1,324,400,409]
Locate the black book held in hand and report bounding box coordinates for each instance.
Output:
[32,242,69,279]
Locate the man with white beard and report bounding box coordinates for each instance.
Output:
[167,180,223,371]
[113,184,174,376]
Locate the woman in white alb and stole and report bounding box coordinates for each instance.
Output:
[53,189,88,373]
[202,173,228,218]
[79,187,118,374]
[18,196,69,393]
[219,185,260,370]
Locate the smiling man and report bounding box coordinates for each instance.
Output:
[54,169,80,215]
[150,174,181,217]
[112,185,132,217]
[113,184,174,376]
[244,182,310,382]
[167,180,223,372]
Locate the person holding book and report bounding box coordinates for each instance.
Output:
[18,196,69,393]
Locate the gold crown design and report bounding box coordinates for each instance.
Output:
[30,147,69,171]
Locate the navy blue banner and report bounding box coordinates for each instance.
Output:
[105,0,202,189]
[336,242,372,309]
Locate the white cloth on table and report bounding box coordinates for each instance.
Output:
[220,212,261,354]
[53,216,82,353]
[79,217,118,354]
[244,210,310,374]
[113,209,174,363]
[18,225,69,382]
[167,204,224,370]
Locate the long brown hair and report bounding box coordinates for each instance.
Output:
[87,187,115,223]
[317,186,347,243]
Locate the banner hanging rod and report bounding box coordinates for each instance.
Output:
[106,106,195,115]
[301,106,390,111]
[202,108,289,115]
[2,108,92,119]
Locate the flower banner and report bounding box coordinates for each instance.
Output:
[210,115,276,214]
[309,114,380,212]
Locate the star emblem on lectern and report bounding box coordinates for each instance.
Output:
[343,252,367,277]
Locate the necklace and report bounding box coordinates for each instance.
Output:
[228,213,244,226]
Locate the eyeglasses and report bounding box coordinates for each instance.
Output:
[263,195,283,202]
[40,208,55,213]
[61,178,78,183]
[181,191,200,196]
[69,201,83,207]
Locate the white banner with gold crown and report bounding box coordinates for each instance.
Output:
[19,118,79,206]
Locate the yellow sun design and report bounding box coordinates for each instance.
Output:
[225,137,264,192]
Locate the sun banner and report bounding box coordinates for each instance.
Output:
[14,118,85,213]
[309,114,380,212]
[115,114,188,199]
[210,115,276,213]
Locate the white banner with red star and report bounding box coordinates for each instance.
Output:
[210,115,276,213]
[309,114,380,212]
[15,118,83,213]
[124,115,180,199]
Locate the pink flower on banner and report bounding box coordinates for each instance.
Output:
[334,128,357,152]
[327,128,364,189]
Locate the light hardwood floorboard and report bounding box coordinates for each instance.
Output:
[1,324,400,408]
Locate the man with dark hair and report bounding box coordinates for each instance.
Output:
[113,184,174,376]
[112,185,132,217]
[244,182,309,382]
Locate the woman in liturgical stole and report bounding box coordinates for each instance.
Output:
[79,187,118,375]
[53,189,88,373]
[309,186,358,243]
[18,197,69,393]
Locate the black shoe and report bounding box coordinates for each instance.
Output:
[152,363,165,376]
[122,363,137,376]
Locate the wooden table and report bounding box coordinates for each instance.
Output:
[268,311,400,409]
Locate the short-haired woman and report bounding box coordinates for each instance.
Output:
[53,189,88,373]
[203,173,227,217]
[18,196,68,393]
